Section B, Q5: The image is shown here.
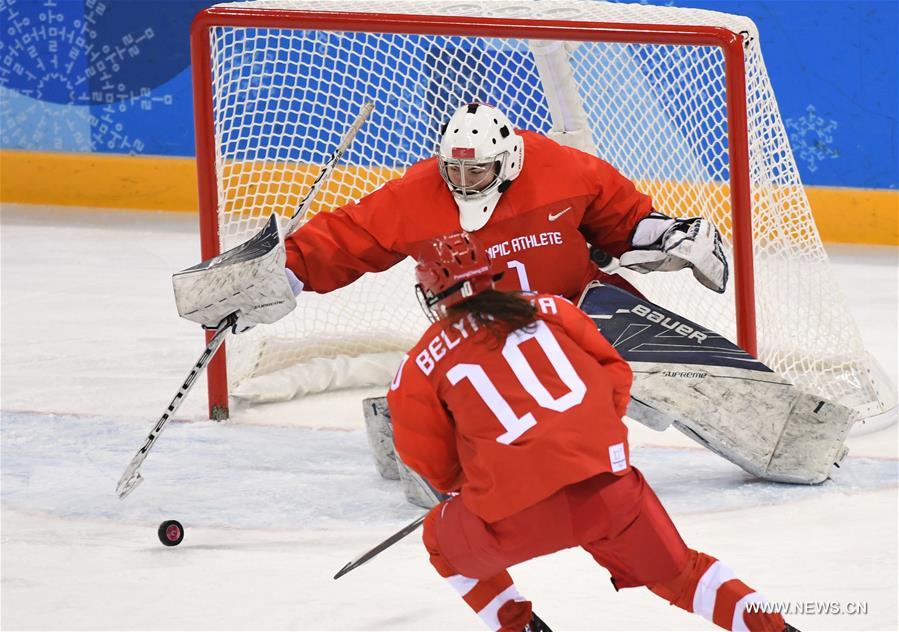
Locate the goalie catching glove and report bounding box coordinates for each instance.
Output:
[619,211,729,293]
[172,213,303,334]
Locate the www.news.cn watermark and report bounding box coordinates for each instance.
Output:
[746,601,869,616]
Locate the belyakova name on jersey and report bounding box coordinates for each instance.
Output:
[412,297,561,377]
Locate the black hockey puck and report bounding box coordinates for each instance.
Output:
[158,520,184,546]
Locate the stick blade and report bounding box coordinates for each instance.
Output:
[333,560,358,580]
[333,514,426,580]
[116,472,143,500]
[332,542,381,579]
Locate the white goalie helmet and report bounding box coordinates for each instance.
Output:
[438,103,524,231]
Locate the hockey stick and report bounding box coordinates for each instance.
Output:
[115,314,236,500]
[333,512,427,579]
[284,101,374,235]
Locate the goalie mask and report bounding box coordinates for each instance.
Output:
[438,103,524,232]
[415,232,499,322]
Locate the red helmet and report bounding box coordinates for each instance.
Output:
[415,232,496,321]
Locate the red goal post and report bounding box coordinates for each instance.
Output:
[189,1,893,423]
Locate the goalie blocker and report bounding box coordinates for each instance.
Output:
[172,213,299,332]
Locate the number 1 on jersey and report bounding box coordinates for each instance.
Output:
[506,260,531,292]
[447,363,537,444]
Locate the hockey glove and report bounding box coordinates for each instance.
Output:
[619,212,729,293]
[174,214,305,335]
[203,268,304,335]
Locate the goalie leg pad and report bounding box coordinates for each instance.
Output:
[395,452,449,509]
[625,397,676,431]
[362,396,400,480]
[765,392,854,483]
[362,396,449,507]
[632,368,856,484]
[578,282,853,484]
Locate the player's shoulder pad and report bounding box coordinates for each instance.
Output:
[354,156,440,205]
[372,156,446,214]
[398,155,442,186]
[518,129,563,153]
[519,131,602,184]
[398,320,448,380]
[520,129,589,156]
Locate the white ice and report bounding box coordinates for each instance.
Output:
[1,204,897,631]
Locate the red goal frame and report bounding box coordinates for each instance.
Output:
[190,7,756,420]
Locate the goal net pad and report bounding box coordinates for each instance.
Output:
[190,0,896,422]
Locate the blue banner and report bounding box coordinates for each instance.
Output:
[1,0,895,189]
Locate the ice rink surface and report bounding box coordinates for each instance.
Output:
[1,204,897,631]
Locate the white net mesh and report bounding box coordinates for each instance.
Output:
[198,0,895,417]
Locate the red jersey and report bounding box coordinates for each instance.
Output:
[286,131,652,298]
[387,294,633,523]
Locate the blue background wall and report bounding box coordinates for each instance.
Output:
[1,0,896,189]
[642,0,897,190]
[1,0,206,154]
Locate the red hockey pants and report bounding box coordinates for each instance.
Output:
[422,467,784,632]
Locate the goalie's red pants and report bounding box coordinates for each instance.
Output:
[422,468,784,632]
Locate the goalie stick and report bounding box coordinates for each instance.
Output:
[115,314,235,499]
[284,101,374,235]
[115,103,375,500]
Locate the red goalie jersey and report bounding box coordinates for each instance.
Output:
[285,131,652,299]
[387,294,633,523]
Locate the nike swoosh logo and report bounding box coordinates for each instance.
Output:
[548,206,572,221]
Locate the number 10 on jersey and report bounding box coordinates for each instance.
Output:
[447,320,587,444]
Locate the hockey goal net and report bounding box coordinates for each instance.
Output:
[190,0,895,421]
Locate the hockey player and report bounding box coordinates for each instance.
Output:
[282,101,727,306]
[387,232,791,632]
